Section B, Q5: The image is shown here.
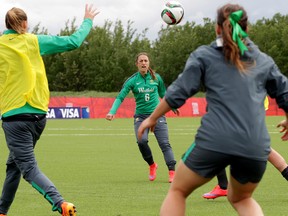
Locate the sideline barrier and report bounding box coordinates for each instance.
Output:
[47,107,90,119]
[47,107,81,119]
[82,107,90,118]
[48,96,284,119]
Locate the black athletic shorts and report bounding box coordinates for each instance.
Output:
[182,142,267,184]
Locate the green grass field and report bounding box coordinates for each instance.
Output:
[0,116,287,215]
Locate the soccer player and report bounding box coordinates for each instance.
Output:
[0,4,99,216]
[106,52,179,183]
[138,3,288,215]
[203,97,288,199]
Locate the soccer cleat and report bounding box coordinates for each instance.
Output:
[168,170,175,183]
[0,214,6,216]
[202,185,227,199]
[149,163,158,181]
[61,202,76,216]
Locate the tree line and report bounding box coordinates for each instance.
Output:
[31,13,288,92]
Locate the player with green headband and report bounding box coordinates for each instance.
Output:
[138,3,288,215]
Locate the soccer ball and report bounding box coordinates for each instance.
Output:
[161,1,184,25]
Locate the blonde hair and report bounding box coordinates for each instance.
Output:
[135,52,156,80]
[5,7,27,34]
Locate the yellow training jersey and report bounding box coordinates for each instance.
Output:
[0,33,49,115]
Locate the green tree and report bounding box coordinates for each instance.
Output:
[80,20,152,92]
[249,13,288,76]
[152,19,215,86]
[39,13,288,92]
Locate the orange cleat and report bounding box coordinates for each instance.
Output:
[168,170,175,183]
[61,202,76,216]
[202,185,227,199]
[149,163,158,181]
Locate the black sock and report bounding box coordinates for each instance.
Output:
[281,166,288,181]
[146,157,154,166]
[167,160,176,171]
[217,169,228,189]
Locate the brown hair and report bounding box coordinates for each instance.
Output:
[5,7,27,34]
[135,52,157,80]
[217,4,249,72]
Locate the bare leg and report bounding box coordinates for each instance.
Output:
[228,175,263,216]
[268,147,288,172]
[160,160,211,216]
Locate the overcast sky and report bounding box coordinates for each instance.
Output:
[1,0,288,40]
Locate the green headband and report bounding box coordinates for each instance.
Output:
[229,10,248,55]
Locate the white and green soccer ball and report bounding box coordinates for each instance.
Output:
[161,1,184,25]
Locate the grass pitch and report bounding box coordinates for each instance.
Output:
[0,116,287,215]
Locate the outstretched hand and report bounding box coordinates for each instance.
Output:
[277,119,288,141]
[106,114,115,121]
[84,4,100,21]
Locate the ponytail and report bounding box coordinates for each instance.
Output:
[5,7,27,34]
[217,4,250,72]
[148,67,157,80]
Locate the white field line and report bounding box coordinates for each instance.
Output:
[41,126,280,136]
[42,131,281,136]
[0,125,281,136]
[43,127,199,136]
[43,128,196,136]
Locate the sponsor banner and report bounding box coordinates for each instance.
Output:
[48,97,285,118]
[47,107,81,119]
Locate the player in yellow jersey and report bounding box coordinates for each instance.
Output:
[0,5,99,216]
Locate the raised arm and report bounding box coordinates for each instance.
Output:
[84,4,100,21]
[37,4,100,55]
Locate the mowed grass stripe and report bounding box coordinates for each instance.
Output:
[0,116,286,215]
